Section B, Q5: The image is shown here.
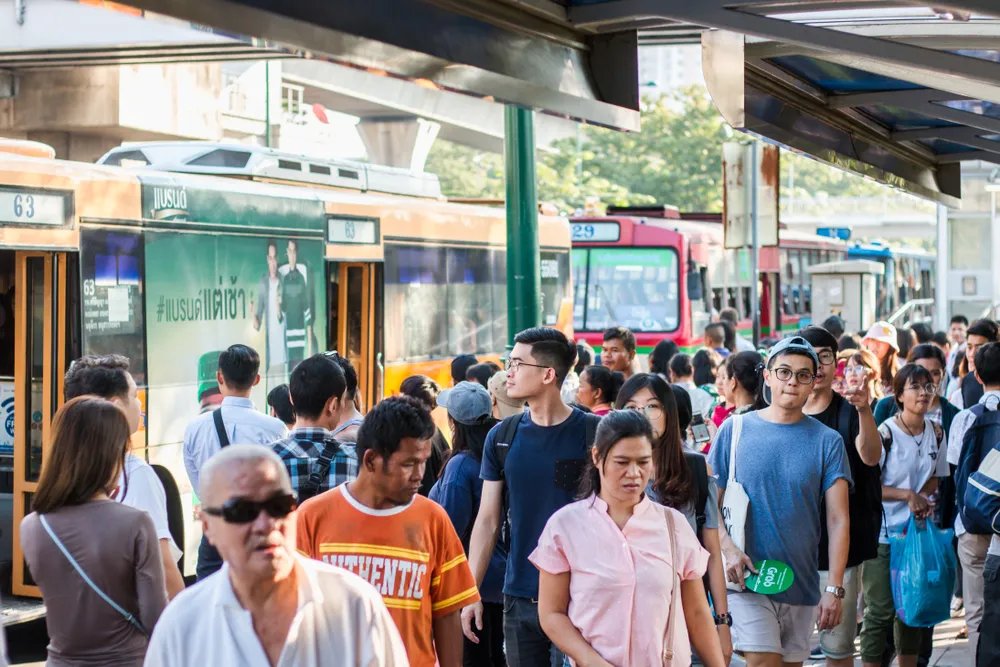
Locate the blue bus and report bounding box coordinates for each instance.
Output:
[847,241,936,323]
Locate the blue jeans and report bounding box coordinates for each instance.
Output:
[503,595,565,667]
[196,534,223,581]
[978,553,1000,667]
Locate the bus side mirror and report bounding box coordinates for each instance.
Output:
[687,268,703,302]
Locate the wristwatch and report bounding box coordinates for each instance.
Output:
[713,613,733,627]
[825,585,846,599]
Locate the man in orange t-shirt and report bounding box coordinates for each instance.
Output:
[298,396,480,667]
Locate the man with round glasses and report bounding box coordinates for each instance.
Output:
[799,326,883,667]
[145,445,407,667]
[709,336,852,667]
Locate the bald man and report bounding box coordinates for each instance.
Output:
[144,446,407,667]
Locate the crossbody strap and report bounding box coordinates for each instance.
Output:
[728,414,744,484]
[300,436,343,501]
[212,408,230,449]
[39,515,149,638]
[662,508,679,666]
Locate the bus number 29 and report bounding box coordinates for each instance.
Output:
[571,224,594,240]
[13,194,35,219]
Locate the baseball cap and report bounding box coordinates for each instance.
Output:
[437,381,493,426]
[862,321,900,352]
[487,371,524,419]
[762,336,819,406]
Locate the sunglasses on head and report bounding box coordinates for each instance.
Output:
[202,492,297,524]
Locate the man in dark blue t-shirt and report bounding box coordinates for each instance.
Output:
[462,327,598,667]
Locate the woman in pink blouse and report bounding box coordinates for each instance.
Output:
[530,410,726,667]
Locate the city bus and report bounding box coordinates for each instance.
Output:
[847,240,936,324]
[570,207,846,357]
[0,140,572,610]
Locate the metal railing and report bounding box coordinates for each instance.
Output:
[887,298,935,326]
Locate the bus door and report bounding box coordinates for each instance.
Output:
[8,251,71,597]
[329,262,383,412]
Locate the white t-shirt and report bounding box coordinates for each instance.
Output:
[878,417,949,543]
[267,277,286,367]
[143,556,408,667]
[118,453,181,563]
[678,381,715,419]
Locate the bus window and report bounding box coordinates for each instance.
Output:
[789,250,803,314]
[540,251,571,329]
[384,245,447,362]
[780,249,791,316]
[584,248,679,332]
[742,287,752,320]
[727,287,739,312]
[491,250,508,349]
[571,249,588,331]
[448,248,494,356]
[712,287,724,314]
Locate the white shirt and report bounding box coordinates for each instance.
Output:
[561,371,580,405]
[878,417,948,543]
[143,556,408,667]
[267,277,286,367]
[118,453,182,563]
[947,389,1000,536]
[735,336,756,353]
[183,396,287,495]
[678,381,715,418]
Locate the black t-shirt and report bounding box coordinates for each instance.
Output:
[813,393,883,569]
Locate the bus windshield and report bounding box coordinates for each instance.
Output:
[576,247,679,332]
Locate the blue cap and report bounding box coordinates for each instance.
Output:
[437,381,493,425]
[763,336,819,406]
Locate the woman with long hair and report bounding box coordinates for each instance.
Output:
[429,382,505,666]
[21,397,167,666]
[531,410,725,667]
[399,374,450,495]
[577,366,623,416]
[862,322,900,397]
[617,374,733,665]
[650,339,680,380]
[716,351,765,422]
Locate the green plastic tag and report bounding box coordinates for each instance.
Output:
[745,560,795,595]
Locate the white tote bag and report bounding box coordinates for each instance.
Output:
[721,414,750,591]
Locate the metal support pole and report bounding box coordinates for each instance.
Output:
[504,106,541,345]
[935,203,949,331]
[264,61,272,148]
[750,142,761,346]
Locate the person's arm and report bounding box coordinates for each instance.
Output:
[700,527,732,665]
[160,540,185,600]
[432,611,464,667]
[818,478,849,631]
[537,570,613,667]
[461,480,502,641]
[135,515,168,631]
[848,385,882,466]
[883,485,932,518]
[681,577,726,667]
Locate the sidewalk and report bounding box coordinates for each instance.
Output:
[802,616,973,667]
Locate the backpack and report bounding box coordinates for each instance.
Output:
[494,411,601,551]
[683,452,709,545]
[958,405,1000,535]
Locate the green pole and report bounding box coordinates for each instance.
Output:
[504,105,540,346]
[264,61,272,148]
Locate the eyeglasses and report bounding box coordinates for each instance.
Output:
[625,404,663,421]
[771,367,816,385]
[817,350,836,366]
[202,493,297,524]
[505,358,550,373]
[905,383,938,395]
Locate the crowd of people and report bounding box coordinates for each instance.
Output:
[10,308,1000,667]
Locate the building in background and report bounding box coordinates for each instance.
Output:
[638,44,705,98]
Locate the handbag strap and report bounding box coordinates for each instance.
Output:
[213,408,231,449]
[662,508,680,667]
[728,414,743,484]
[39,515,149,638]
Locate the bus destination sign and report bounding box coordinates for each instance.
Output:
[327,216,379,244]
[571,221,620,242]
[0,189,69,226]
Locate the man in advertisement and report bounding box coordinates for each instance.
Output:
[254,239,287,387]
[279,239,313,374]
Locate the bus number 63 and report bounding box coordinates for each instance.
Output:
[13,194,35,219]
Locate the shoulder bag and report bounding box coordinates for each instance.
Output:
[721,414,750,591]
[662,508,680,667]
[39,514,149,638]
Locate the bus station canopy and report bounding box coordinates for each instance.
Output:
[125,0,1000,204]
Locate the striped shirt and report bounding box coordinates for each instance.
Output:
[271,427,358,499]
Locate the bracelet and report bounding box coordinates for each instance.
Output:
[713,612,733,627]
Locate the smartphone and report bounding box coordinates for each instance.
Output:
[691,412,711,444]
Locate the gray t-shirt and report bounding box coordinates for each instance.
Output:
[648,477,720,535]
[21,501,167,667]
[709,411,853,606]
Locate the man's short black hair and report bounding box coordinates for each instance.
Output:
[356,396,436,466]
[798,326,839,355]
[451,355,479,386]
[514,327,576,386]
[669,353,693,379]
[704,323,726,347]
[602,326,636,354]
[968,319,1000,343]
[951,315,970,327]
[932,331,950,348]
[466,363,496,388]
[289,354,347,420]
[266,384,296,425]
[328,353,359,400]
[218,344,260,391]
[911,322,934,344]
[975,342,1000,387]
[64,354,131,401]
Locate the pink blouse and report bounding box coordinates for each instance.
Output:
[529,495,709,667]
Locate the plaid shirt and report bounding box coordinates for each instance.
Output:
[271,427,358,498]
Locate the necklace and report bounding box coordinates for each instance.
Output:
[895,413,926,456]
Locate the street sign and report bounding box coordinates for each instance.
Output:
[817,227,852,241]
[722,142,779,249]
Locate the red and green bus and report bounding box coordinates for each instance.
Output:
[571,207,846,359]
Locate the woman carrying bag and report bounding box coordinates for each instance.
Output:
[21,397,167,667]
[530,410,725,667]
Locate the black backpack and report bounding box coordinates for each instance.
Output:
[957,404,1000,535]
[493,411,601,551]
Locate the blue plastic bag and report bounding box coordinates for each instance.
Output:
[888,516,956,627]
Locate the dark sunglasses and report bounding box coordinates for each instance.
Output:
[202,493,297,524]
